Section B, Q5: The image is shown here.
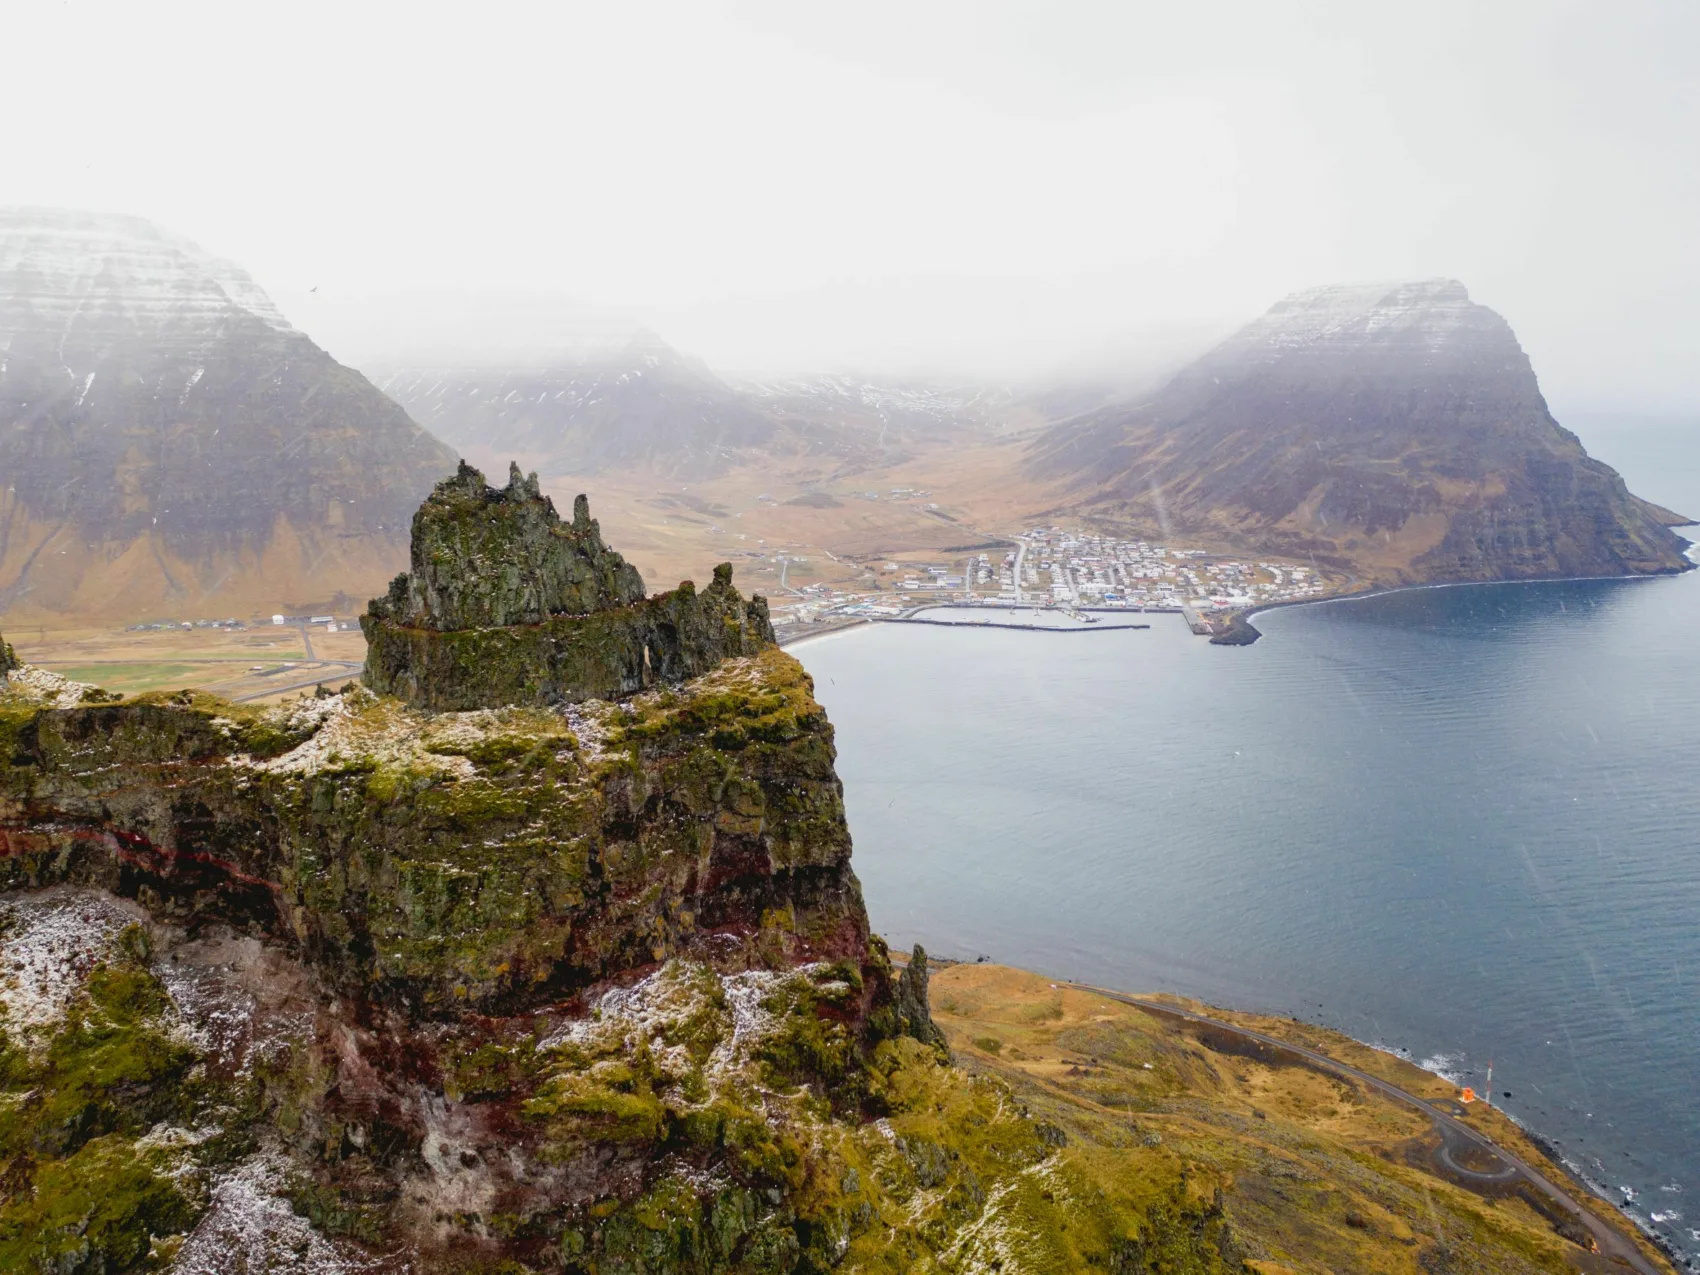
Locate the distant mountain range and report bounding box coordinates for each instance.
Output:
[0,207,455,620]
[376,332,776,478]
[1030,279,1692,583]
[4,213,1684,624]
[376,336,1032,479]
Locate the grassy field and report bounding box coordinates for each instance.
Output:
[929,962,1671,1275]
[6,623,364,703]
[48,662,222,695]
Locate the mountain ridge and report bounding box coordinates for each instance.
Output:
[0,207,455,622]
[1030,278,1691,584]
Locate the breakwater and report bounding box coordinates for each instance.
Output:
[878,617,1151,633]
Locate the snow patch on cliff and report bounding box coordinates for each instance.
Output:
[0,888,143,1038]
[170,1156,403,1275]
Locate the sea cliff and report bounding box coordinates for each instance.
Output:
[0,467,1674,1273]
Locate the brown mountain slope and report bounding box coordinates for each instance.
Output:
[0,207,455,623]
[1030,279,1691,584]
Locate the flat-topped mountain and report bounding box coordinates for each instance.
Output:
[0,207,454,620]
[1031,279,1691,583]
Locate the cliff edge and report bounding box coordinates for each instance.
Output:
[0,468,1666,1273]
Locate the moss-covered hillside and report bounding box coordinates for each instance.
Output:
[0,560,1672,1270]
[929,963,1674,1275]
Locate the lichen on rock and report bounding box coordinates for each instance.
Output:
[0,470,1259,1275]
[362,462,776,711]
[380,461,646,631]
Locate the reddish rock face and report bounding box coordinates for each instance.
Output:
[0,648,869,1018]
[0,651,911,1268]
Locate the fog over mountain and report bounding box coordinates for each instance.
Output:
[1032,279,1691,583]
[0,208,454,619]
[6,2,1696,414]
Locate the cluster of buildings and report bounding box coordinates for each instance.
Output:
[125,613,357,634]
[764,526,1333,638]
[126,618,250,632]
[1004,528,1329,611]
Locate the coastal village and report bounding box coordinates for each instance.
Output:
[764,524,1336,640]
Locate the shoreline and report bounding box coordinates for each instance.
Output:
[914,943,1678,1275]
[914,938,1687,1270]
[1225,562,1696,645]
[776,616,872,649]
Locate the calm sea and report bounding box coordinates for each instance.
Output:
[793,417,1700,1263]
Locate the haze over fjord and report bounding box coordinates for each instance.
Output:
[4,0,1696,416]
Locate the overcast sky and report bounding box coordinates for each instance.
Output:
[4,0,1697,409]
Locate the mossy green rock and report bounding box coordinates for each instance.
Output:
[362,463,776,711]
[379,461,647,631]
[0,648,862,1016]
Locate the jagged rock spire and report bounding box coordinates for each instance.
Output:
[377,460,645,632]
[362,461,775,710]
[895,945,950,1055]
[0,629,16,682]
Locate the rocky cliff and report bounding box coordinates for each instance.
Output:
[1030,279,1692,584]
[362,463,775,711]
[0,478,1219,1273]
[0,471,1649,1273]
[0,207,455,621]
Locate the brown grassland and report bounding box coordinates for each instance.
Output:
[928,962,1673,1275]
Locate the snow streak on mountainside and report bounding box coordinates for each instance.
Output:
[1031,279,1691,584]
[735,374,1025,451]
[0,207,455,621]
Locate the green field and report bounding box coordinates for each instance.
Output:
[51,662,240,694]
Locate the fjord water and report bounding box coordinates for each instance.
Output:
[795,418,1700,1260]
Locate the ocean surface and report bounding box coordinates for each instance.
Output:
[793,416,1700,1264]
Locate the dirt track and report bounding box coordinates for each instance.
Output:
[1078,985,1667,1275]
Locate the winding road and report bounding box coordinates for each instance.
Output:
[1077,984,1665,1275]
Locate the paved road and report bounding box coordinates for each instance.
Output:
[298,625,317,662]
[1077,984,1664,1275]
[230,662,362,703]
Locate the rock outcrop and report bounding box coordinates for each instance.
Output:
[0,478,1012,1273]
[0,206,455,621]
[0,629,14,682]
[1031,279,1692,585]
[0,471,1651,1270]
[362,462,775,711]
[893,945,949,1054]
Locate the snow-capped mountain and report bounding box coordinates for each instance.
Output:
[1030,279,1691,583]
[0,207,455,620]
